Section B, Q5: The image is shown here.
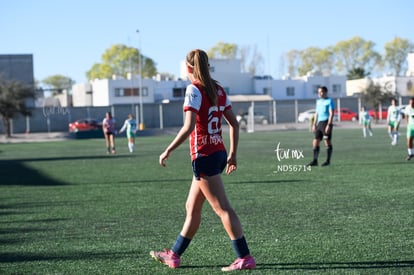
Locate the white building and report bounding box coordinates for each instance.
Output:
[346,75,414,97]
[346,53,414,97]
[69,58,348,107]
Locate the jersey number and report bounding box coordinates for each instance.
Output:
[208,106,225,134]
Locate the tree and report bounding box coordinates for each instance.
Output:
[285,50,301,77]
[0,77,36,137]
[384,37,414,76]
[360,80,393,117]
[86,44,157,80]
[297,47,324,76]
[207,42,238,59]
[42,74,75,95]
[332,36,381,75]
[347,67,370,80]
[207,42,264,76]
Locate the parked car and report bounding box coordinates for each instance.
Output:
[298,109,316,123]
[69,118,102,133]
[237,112,269,129]
[368,107,388,120]
[334,108,358,121]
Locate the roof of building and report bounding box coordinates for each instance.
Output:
[228,94,274,102]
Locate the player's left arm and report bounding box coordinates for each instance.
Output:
[326,100,334,133]
[223,108,239,175]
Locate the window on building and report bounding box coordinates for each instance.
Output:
[332,84,341,93]
[286,87,295,96]
[263,87,272,95]
[114,87,148,97]
[173,87,186,98]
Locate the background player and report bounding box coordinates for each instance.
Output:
[118,114,137,153]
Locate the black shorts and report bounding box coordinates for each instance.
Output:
[192,151,227,180]
[314,120,333,141]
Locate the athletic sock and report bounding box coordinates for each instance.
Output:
[313,146,320,161]
[231,236,250,258]
[327,145,333,163]
[409,148,413,155]
[363,128,366,137]
[172,235,191,256]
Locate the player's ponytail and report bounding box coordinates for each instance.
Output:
[186,49,218,105]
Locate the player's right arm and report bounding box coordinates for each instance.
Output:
[119,120,128,133]
[159,110,196,167]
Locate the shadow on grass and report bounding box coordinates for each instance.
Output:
[1,252,413,271]
[255,260,414,270]
[4,154,132,163]
[0,155,131,186]
[0,160,67,186]
[229,179,306,185]
[179,260,414,270]
[0,251,137,263]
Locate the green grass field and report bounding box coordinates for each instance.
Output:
[1,128,413,274]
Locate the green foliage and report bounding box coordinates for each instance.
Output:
[384,37,414,76]
[207,42,238,59]
[0,77,35,137]
[297,46,333,76]
[347,67,370,80]
[42,74,75,94]
[1,129,413,274]
[284,36,414,77]
[208,42,265,76]
[86,44,157,81]
[360,81,394,111]
[333,36,381,75]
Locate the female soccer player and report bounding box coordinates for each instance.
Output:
[150,49,256,271]
[118,114,137,153]
[405,97,414,160]
[387,98,402,145]
[102,111,116,154]
[360,106,373,137]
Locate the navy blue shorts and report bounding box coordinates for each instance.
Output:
[192,151,227,180]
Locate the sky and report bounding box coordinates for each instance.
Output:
[1,0,413,85]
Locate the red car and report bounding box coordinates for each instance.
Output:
[68,118,102,133]
[334,108,358,121]
[368,107,388,120]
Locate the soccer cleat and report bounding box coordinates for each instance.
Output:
[222,255,256,272]
[406,154,413,161]
[307,160,318,166]
[321,161,330,166]
[150,249,180,268]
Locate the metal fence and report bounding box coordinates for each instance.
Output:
[3,96,411,135]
